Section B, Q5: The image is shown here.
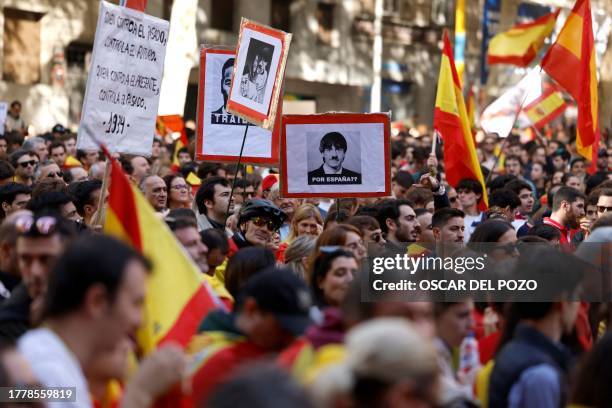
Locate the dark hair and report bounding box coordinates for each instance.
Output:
[26,191,73,214]
[591,213,612,232]
[319,132,347,153]
[405,187,433,208]
[43,234,150,319]
[166,216,198,232]
[456,178,483,196]
[375,199,415,234]
[195,176,229,214]
[504,155,521,167]
[233,178,252,189]
[49,141,66,154]
[504,179,532,196]
[552,186,586,211]
[323,209,350,230]
[571,333,612,408]
[552,148,570,161]
[0,161,15,181]
[310,248,356,307]
[197,163,224,180]
[166,208,197,222]
[393,171,414,189]
[489,188,521,210]
[527,223,561,241]
[225,247,276,299]
[0,183,31,215]
[31,179,68,198]
[346,215,381,233]
[8,150,34,168]
[487,174,517,193]
[469,220,514,244]
[200,228,229,254]
[67,180,102,216]
[119,155,134,175]
[586,172,610,195]
[431,208,465,229]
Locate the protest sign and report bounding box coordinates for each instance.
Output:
[0,103,8,135]
[77,1,169,156]
[226,19,291,130]
[281,113,391,198]
[196,47,280,164]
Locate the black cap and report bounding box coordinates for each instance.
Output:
[52,124,66,134]
[237,267,312,336]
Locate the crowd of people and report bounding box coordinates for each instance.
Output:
[0,99,611,407]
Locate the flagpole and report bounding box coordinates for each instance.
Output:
[92,158,112,228]
[225,123,249,226]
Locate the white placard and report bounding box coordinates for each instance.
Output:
[0,103,8,136]
[197,50,278,163]
[77,1,169,156]
[284,122,388,196]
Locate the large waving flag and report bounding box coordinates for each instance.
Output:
[104,156,221,355]
[541,0,599,167]
[488,9,559,67]
[435,30,488,210]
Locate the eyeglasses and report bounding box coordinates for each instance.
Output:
[370,233,383,243]
[319,245,343,253]
[449,196,458,203]
[250,216,277,232]
[598,206,612,213]
[171,184,189,191]
[15,215,59,236]
[46,171,64,179]
[18,160,38,168]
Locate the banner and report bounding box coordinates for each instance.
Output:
[196,47,280,164]
[77,1,169,156]
[0,103,7,135]
[281,113,391,198]
[226,19,291,130]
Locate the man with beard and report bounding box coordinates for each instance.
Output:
[308,132,362,185]
[375,199,420,251]
[543,186,586,247]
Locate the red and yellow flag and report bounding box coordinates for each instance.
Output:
[120,0,147,12]
[522,87,567,129]
[541,0,599,167]
[434,30,488,210]
[488,10,559,67]
[104,156,220,355]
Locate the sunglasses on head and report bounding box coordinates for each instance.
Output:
[19,160,38,168]
[250,216,277,232]
[15,215,59,236]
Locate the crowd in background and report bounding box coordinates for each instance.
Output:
[0,98,611,407]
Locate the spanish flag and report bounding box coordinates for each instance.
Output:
[541,0,599,167]
[158,115,189,171]
[434,31,488,210]
[488,9,559,67]
[104,155,220,355]
[522,87,567,129]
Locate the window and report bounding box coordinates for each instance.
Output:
[271,0,291,32]
[210,0,234,31]
[3,8,44,84]
[316,2,335,45]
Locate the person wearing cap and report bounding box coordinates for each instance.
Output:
[260,174,278,200]
[188,267,312,405]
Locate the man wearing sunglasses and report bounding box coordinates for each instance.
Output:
[38,161,65,184]
[9,150,38,187]
[596,188,612,220]
[0,213,76,342]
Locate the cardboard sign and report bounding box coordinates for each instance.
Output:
[196,47,280,164]
[77,1,169,155]
[226,19,291,130]
[281,113,391,198]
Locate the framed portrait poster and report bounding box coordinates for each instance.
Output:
[281,113,391,198]
[226,18,291,130]
[196,47,280,164]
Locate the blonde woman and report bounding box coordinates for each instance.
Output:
[276,203,323,262]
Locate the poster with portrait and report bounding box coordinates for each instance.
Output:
[281,113,391,198]
[196,47,280,164]
[226,18,291,130]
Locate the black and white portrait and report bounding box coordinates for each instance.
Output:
[211,57,248,126]
[240,38,273,104]
[307,131,362,185]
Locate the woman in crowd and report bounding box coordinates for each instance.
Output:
[276,203,323,262]
[468,220,518,261]
[310,248,358,308]
[313,224,367,264]
[224,247,276,299]
[163,174,191,210]
[284,235,316,281]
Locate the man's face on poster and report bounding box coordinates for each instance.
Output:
[222,66,232,98]
[322,144,345,171]
[254,55,268,76]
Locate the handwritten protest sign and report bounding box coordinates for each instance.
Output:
[0,103,7,135]
[77,1,169,156]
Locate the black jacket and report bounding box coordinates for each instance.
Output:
[0,284,31,342]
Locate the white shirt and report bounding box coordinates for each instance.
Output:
[18,328,93,408]
[463,213,483,243]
